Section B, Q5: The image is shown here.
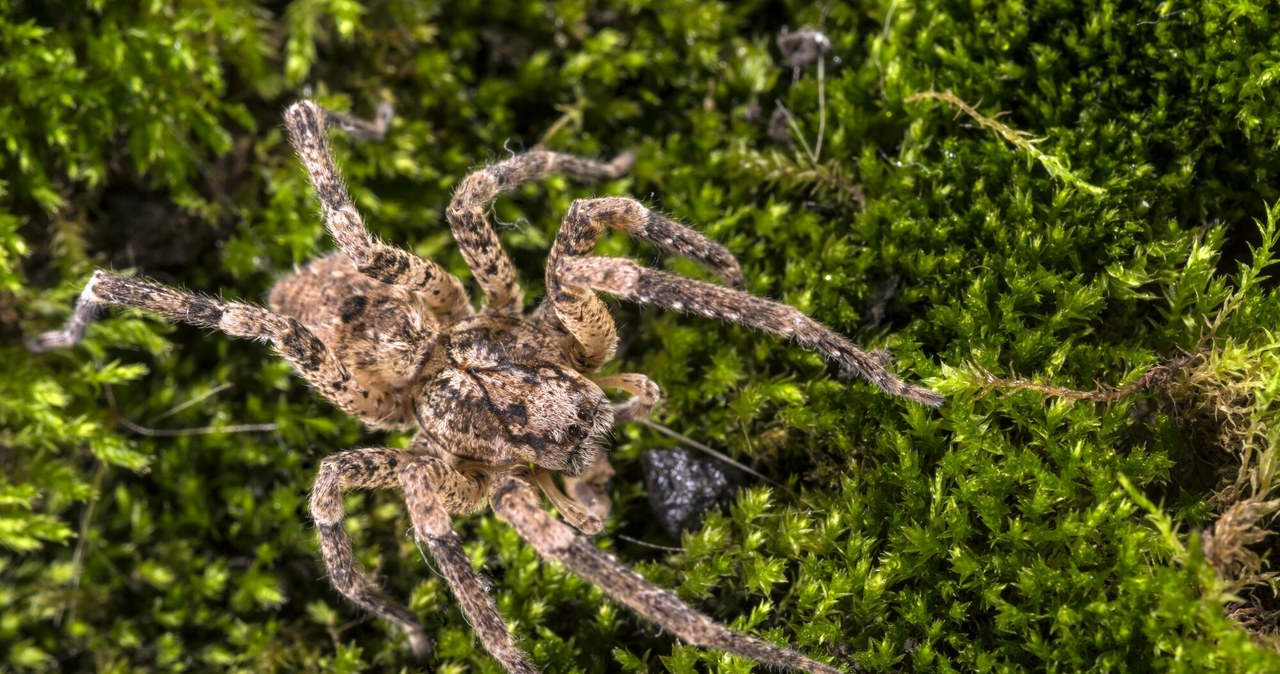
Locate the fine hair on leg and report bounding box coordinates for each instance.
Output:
[284,100,472,322]
[491,476,843,674]
[447,149,636,315]
[311,448,431,656]
[559,256,943,406]
[27,271,418,418]
[398,458,537,674]
[542,197,748,370]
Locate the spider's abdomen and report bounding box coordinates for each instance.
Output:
[270,252,438,428]
[416,316,613,475]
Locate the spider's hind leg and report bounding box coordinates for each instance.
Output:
[31,271,410,422]
[285,100,472,323]
[312,448,431,657]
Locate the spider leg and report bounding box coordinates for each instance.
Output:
[542,197,746,370]
[312,448,431,657]
[30,271,410,421]
[446,149,635,315]
[491,476,844,674]
[319,101,395,141]
[284,101,472,322]
[560,256,944,406]
[399,458,537,674]
[532,466,607,535]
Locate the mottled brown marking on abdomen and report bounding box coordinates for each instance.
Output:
[270,251,440,400]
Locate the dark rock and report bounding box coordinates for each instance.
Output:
[640,447,747,539]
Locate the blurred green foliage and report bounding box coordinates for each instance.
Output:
[5,0,1280,671]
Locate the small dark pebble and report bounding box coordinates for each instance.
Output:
[640,448,747,539]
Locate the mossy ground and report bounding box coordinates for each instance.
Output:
[5,1,1280,672]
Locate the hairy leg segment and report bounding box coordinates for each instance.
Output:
[491,476,842,674]
[544,196,747,370]
[26,271,418,418]
[314,447,530,668]
[398,458,537,674]
[312,448,432,657]
[557,252,944,406]
[446,149,636,315]
[284,101,472,323]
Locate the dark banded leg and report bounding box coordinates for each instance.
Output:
[543,197,745,371]
[311,449,430,657]
[491,476,843,674]
[561,257,944,406]
[284,101,472,323]
[399,459,537,674]
[29,271,407,419]
[446,150,635,315]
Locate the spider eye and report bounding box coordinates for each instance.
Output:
[540,384,612,476]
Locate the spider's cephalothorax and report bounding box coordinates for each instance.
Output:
[32,100,943,674]
[416,315,616,476]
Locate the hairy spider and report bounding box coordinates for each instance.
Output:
[32,100,942,673]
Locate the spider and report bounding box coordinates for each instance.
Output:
[32,99,943,673]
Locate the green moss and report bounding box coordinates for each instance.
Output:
[5,0,1280,671]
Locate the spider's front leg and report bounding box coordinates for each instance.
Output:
[491,476,844,674]
[546,198,943,405]
[446,149,636,315]
[284,101,472,323]
[541,197,748,371]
